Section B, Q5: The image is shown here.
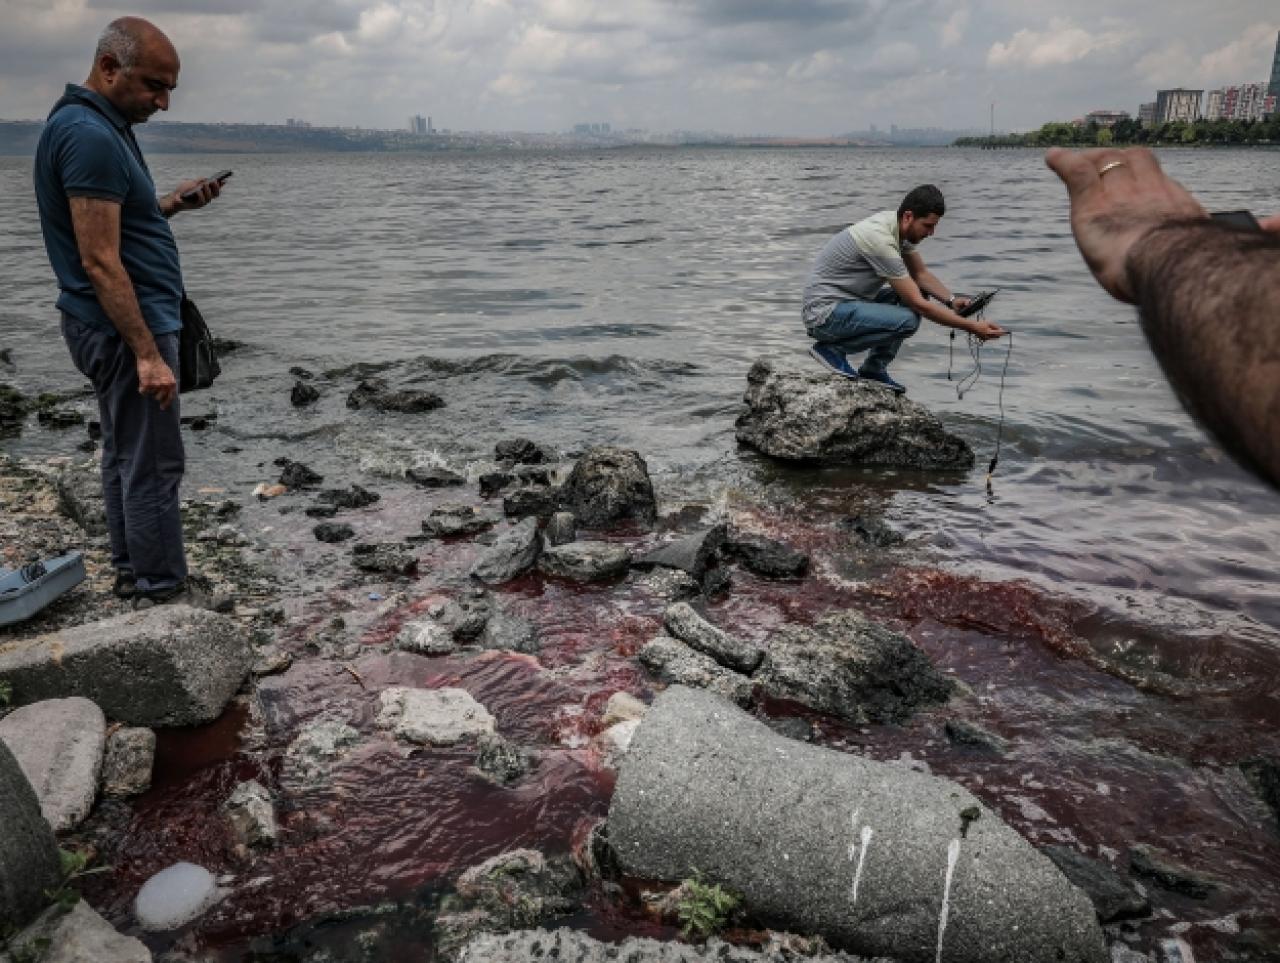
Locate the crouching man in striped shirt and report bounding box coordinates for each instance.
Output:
[801,185,1005,394]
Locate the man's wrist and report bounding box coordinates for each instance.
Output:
[1123,219,1210,305]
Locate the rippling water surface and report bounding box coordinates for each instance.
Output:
[2,146,1279,959]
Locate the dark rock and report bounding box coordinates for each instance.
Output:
[638,635,754,706]
[290,380,320,407]
[543,511,574,546]
[517,466,553,486]
[314,522,355,543]
[538,541,633,582]
[347,377,444,413]
[843,513,905,547]
[724,532,809,579]
[470,519,540,584]
[86,420,102,440]
[756,611,954,725]
[317,484,381,509]
[352,542,419,576]
[423,503,494,538]
[944,719,1010,754]
[1240,756,1280,828]
[407,466,466,488]
[1042,845,1150,923]
[475,733,535,784]
[1128,845,1218,899]
[561,446,657,529]
[435,589,494,641]
[479,471,516,496]
[289,366,314,380]
[702,567,732,597]
[735,359,975,470]
[495,438,549,465]
[305,503,339,519]
[36,407,84,428]
[210,337,245,354]
[278,459,324,489]
[454,849,583,929]
[0,741,62,930]
[0,383,29,436]
[184,415,213,431]
[503,486,561,519]
[479,608,540,654]
[635,524,727,580]
[664,602,763,674]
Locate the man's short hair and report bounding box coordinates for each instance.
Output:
[898,184,946,219]
[95,20,141,70]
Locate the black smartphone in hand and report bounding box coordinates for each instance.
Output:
[180,170,233,204]
[1211,210,1261,232]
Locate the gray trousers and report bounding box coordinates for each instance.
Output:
[61,313,187,593]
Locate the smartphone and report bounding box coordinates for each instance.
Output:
[1211,210,1261,231]
[180,170,233,203]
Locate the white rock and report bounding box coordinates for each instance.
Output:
[394,619,456,655]
[223,779,277,848]
[134,862,222,931]
[5,899,151,963]
[594,719,641,767]
[376,687,495,745]
[0,697,105,831]
[601,691,647,728]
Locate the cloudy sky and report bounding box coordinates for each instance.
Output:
[1,0,1276,135]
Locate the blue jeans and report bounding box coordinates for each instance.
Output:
[61,313,187,593]
[808,288,920,375]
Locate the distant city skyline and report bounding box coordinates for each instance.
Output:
[0,2,1274,136]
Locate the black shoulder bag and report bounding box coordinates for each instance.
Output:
[179,295,221,392]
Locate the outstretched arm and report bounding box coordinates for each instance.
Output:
[1046,147,1280,488]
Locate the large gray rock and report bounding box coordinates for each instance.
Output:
[0,741,61,930]
[0,697,105,832]
[639,635,753,707]
[538,541,633,582]
[756,611,953,725]
[56,460,107,535]
[610,687,1107,963]
[0,605,252,727]
[469,519,541,584]
[2,899,151,963]
[561,446,657,529]
[664,602,763,674]
[634,525,727,579]
[457,928,878,962]
[376,686,496,745]
[735,359,974,469]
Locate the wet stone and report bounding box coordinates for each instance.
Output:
[470,519,541,584]
[395,619,457,655]
[290,380,320,407]
[290,366,314,380]
[277,458,324,489]
[545,511,576,546]
[0,383,30,436]
[1240,756,1280,828]
[639,634,754,707]
[283,719,361,786]
[944,719,1010,754]
[635,524,727,580]
[317,484,381,509]
[101,726,156,798]
[724,532,810,579]
[406,466,466,488]
[474,732,535,785]
[314,522,355,543]
[376,686,496,746]
[503,485,562,519]
[434,589,494,641]
[663,601,763,674]
[224,779,278,848]
[37,407,84,429]
[252,647,293,676]
[495,438,549,465]
[305,503,339,518]
[478,608,540,654]
[1042,845,1150,923]
[1128,845,1218,899]
[538,541,633,582]
[351,542,419,576]
[479,470,516,497]
[347,377,445,413]
[562,445,657,530]
[842,513,905,547]
[423,503,494,538]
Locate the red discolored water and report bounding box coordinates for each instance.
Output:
[69,491,1280,961]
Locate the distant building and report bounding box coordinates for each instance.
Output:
[285,118,311,128]
[1155,88,1202,124]
[1204,89,1226,121]
[1270,30,1280,98]
[1084,110,1130,128]
[409,114,428,134]
[1138,102,1157,127]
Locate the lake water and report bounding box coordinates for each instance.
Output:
[2,146,1279,959]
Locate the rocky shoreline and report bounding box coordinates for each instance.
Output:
[2,361,1277,962]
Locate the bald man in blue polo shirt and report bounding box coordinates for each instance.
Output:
[34,17,225,607]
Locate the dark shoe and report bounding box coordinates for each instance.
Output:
[112,571,137,600]
[132,578,212,611]
[858,367,907,394]
[808,344,859,380]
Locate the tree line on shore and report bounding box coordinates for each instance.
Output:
[955,115,1280,147]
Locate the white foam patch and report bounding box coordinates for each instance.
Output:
[134,862,223,931]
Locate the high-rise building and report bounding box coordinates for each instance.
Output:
[1084,110,1130,127]
[1204,89,1226,121]
[1269,30,1280,98]
[409,115,428,134]
[1138,102,1157,127]
[1155,88,1202,124]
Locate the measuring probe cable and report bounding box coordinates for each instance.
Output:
[946,299,1014,484]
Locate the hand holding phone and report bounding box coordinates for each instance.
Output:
[179,170,233,205]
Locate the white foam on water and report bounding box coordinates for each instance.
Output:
[134,861,222,931]
[935,838,962,963]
